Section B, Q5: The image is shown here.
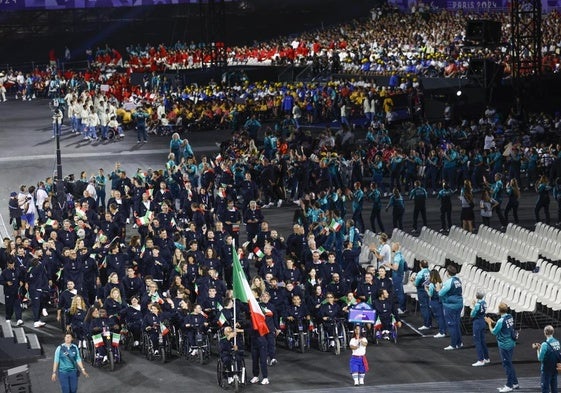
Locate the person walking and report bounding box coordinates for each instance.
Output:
[485,302,519,392]
[535,175,552,225]
[386,188,404,230]
[532,325,560,393]
[52,333,89,393]
[470,290,490,367]
[349,325,369,386]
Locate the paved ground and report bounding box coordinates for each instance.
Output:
[0,99,554,392]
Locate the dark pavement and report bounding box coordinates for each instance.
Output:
[0,99,553,392]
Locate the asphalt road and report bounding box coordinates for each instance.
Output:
[0,99,554,392]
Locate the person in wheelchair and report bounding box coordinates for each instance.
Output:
[143,302,165,356]
[183,303,209,356]
[107,115,125,139]
[318,292,343,347]
[104,287,126,322]
[220,326,245,385]
[121,295,143,347]
[372,289,402,340]
[284,294,311,334]
[85,306,110,362]
[68,295,88,347]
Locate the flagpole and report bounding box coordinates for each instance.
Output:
[232,239,237,347]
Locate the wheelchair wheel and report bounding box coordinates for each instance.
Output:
[285,327,294,350]
[298,332,306,354]
[333,337,341,356]
[393,326,398,344]
[159,344,167,363]
[107,348,115,371]
[216,359,225,388]
[198,347,205,365]
[318,324,327,352]
[340,325,348,350]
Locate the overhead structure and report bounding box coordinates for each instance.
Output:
[510,0,542,78]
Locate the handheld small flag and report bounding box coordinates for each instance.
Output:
[329,219,342,232]
[217,312,227,327]
[92,334,104,348]
[279,317,286,330]
[111,333,121,347]
[136,211,154,226]
[160,323,170,336]
[253,247,264,259]
[374,317,382,330]
[75,208,87,221]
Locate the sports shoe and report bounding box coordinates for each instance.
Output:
[484,358,491,364]
[512,384,519,389]
[397,308,406,315]
[42,308,48,317]
[33,321,46,328]
[153,350,158,356]
[443,345,456,350]
[16,320,24,326]
[434,333,446,338]
[359,379,364,385]
[472,360,485,367]
[497,386,513,392]
[418,326,431,331]
[5,320,11,325]
[354,381,359,386]
[261,378,269,385]
[250,377,259,384]
[133,341,139,347]
[227,377,234,384]
[277,199,282,208]
[269,358,277,366]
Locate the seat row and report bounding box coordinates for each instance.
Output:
[418,227,476,266]
[477,225,539,263]
[391,229,446,267]
[448,226,509,264]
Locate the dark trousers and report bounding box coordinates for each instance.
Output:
[504,201,519,224]
[417,290,431,328]
[541,370,558,393]
[370,207,385,233]
[444,306,462,348]
[251,335,268,378]
[499,347,518,388]
[413,205,427,230]
[352,210,364,233]
[535,201,551,224]
[30,288,46,322]
[440,206,452,230]
[4,293,22,321]
[472,318,489,361]
[264,332,276,360]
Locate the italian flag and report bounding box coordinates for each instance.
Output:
[160,323,169,336]
[136,211,153,226]
[217,312,227,327]
[45,218,57,227]
[253,247,264,259]
[75,208,87,221]
[95,230,107,244]
[232,245,269,336]
[111,333,121,347]
[329,219,342,232]
[92,334,104,348]
[374,317,382,330]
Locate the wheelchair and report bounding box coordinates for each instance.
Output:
[184,328,212,365]
[83,331,118,371]
[217,349,246,392]
[282,317,311,353]
[372,317,399,344]
[316,318,348,355]
[142,327,171,363]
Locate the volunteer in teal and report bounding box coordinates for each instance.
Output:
[413,260,432,330]
[532,325,560,393]
[470,290,490,366]
[439,265,463,350]
[52,333,89,393]
[390,242,407,314]
[485,303,519,392]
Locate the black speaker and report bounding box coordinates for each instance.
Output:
[465,20,502,46]
[467,58,503,88]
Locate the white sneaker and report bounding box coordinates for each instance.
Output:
[497,386,513,392]
[484,358,491,364]
[277,199,282,207]
[261,378,269,385]
[133,341,139,347]
[443,345,456,351]
[434,333,446,338]
[5,320,11,325]
[153,350,158,356]
[397,308,405,315]
[512,384,519,389]
[267,202,274,207]
[227,377,234,384]
[42,308,48,317]
[82,340,88,347]
[359,379,364,385]
[250,377,259,384]
[418,326,430,330]
[270,358,277,366]
[33,321,46,328]
[16,320,24,326]
[472,360,485,367]
[126,218,130,224]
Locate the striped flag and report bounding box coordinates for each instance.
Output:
[217,312,227,327]
[329,218,342,232]
[160,323,169,336]
[75,208,87,221]
[95,230,107,244]
[111,333,121,347]
[374,317,382,330]
[136,211,153,226]
[232,244,269,336]
[253,247,264,259]
[92,334,104,348]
